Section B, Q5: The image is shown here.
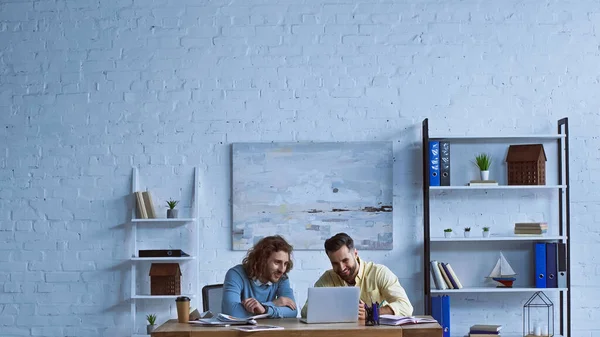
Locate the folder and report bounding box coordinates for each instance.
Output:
[557,243,567,288]
[535,242,547,288]
[440,141,450,186]
[431,295,450,337]
[429,141,440,186]
[545,242,557,288]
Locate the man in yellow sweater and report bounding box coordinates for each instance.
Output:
[301,233,413,319]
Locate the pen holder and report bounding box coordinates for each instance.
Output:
[365,303,379,326]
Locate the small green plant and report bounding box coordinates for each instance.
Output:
[444,228,452,233]
[166,200,179,210]
[146,314,157,325]
[473,153,492,171]
[483,226,490,232]
[464,227,471,232]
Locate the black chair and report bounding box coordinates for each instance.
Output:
[202,283,224,313]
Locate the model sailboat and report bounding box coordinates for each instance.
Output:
[486,252,516,287]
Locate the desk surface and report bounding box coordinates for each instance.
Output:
[151,318,442,337]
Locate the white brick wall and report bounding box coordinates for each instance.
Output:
[1,0,598,336]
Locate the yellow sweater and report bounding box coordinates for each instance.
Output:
[301,257,413,318]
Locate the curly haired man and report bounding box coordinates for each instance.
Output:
[222,235,298,318]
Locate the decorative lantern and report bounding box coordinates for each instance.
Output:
[523,292,553,337]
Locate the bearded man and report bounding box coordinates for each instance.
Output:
[301,232,413,319]
[222,235,298,318]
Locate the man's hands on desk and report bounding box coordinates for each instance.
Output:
[273,296,296,310]
[242,298,266,314]
[358,300,393,320]
[242,296,297,315]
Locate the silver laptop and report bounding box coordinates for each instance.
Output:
[300,287,360,324]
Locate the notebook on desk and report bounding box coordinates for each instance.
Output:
[300,287,360,324]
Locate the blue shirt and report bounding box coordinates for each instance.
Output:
[221,264,298,318]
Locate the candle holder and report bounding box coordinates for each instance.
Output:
[523,291,553,337]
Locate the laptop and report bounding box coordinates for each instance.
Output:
[300,287,360,324]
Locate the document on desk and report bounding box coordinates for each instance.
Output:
[379,315,437,326]
[190,313,269,326]
[189,318,230,327]
[234,325,284,332]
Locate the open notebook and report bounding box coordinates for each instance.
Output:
[379,315,437,326]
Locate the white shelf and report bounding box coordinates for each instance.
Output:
[131,256,196,261]
[132,294,196,299]
[131,218,196,223]
[429,134,565,141]
[431,287,567,293]
[130,167,200,336]
[431,236,567,242]
[430,185,566,190]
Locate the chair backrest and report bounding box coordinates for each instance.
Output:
[202,283,224,313]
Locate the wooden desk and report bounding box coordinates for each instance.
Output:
[151,318,442,337]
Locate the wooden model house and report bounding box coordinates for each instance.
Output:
[149,263,181,295]
[505,144,547,185]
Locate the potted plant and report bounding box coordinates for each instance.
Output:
[464,227,471,238]
[473,153,492,180]
[146,314,157,334]
[483,226,490,238]
[166,199,179,218]
[443,228,452,238]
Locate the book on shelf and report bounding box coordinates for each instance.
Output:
[142,191,156,219]
[134,191,148,219]
[514,222,548,235]
[468,180,499,186]
[431,261,462,289]
[379,315,437,326]
[470,324,502,333]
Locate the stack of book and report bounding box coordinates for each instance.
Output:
[468,180,498,186]
[468,324,502,336]
[514,222,547,235]
[430,260,463,290]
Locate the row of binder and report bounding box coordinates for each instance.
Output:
[431,295,450,337]
[535,242,567,288]
[429,141,450,186]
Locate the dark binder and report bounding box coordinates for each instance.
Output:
[431,295,450,337]
[546,243,558,288]
[440,141,450,186]
[139,249,190,258]
[557,243,567,288]
[429,141,440,186]
[535,243,546,288]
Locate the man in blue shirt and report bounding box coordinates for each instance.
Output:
[222,235,298,318]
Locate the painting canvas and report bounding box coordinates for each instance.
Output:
[232,141,393,250]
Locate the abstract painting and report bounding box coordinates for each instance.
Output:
[232,142,393,250]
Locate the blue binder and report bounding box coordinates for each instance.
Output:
[429,141,440,186]
[431,295,450,337]
[535,242,547,288]
[546,242,558,288]
[440,141,450,186]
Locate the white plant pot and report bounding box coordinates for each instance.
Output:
[464,231,470,238]
[480,170,490,180]
[444,232,452,238]
[483,231,490,238]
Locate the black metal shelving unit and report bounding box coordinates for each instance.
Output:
[421,118,571,337]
